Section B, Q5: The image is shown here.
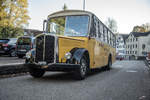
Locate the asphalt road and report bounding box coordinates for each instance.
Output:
[0,61,150,100]
[0,56,24,66]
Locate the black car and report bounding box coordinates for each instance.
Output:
[0,38,17,57]
[16,36,35,58]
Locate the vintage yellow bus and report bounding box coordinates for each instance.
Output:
[27,10,116,80]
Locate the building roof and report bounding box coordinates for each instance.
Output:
[116,33,129,43]
[24,29,43,36]
[121,34,129,41]
[131,31,150,37]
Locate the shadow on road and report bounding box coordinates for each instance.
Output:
[26,68,117,82]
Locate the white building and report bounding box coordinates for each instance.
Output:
[125,31,150,59]
[116,34,128,56]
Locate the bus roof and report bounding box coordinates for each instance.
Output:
[47,10,115,36]
[48,10,93,18]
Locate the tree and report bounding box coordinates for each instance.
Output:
[132,23,150,33]
[105,17,117,33]
[62,4,67,10]
[142,23,150,32]
[132,26,145,32]
[0,0,30,38]
[0,26,23,38]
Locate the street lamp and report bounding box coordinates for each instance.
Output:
[83,0,85,10]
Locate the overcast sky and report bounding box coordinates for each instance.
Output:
[28,0,150,34]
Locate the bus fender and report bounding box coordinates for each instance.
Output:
[71,48,89,64]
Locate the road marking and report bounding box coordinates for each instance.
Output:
[114,65,123,68]
[0,63,24,66]
[126,70,137,73]
[139,96,146,100]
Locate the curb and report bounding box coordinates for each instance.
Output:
[0,64,29,75]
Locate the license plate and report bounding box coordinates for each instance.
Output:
[20,50,26,52]
[0,51,4,53]
[38,61,47,65]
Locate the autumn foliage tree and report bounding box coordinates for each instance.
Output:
[132,23,150,33]
[0,0,30,38]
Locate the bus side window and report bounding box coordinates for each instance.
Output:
[95,17,99,39]
[98,21,101,39]
[108,31,110,45]
[104,27,107,43]
[103,26,105,42]
[90,15,96,37]
[110,33,113,46]
[112,35,116,48]
[100,22,103,42]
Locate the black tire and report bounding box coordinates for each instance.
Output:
[25,59,29,64]
[75,56,88,80]
[18,55,24,58]
[106,57,112,70]
[29,67,45,78]
[9,50,16,57]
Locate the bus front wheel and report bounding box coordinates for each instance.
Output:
[74,56,88,80]
[29,67,45,78]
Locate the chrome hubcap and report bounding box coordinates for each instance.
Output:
[80,59,87,76]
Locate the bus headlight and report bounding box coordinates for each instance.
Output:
[65,52,72,59]
[26,51,31,59]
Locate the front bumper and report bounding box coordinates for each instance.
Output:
[0,50,10,54]
[26,63,80,72]
[16,50,27,55]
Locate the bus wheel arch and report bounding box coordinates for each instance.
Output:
[71,48,90,67]
[106,53,112,70]
[71,48,90,80]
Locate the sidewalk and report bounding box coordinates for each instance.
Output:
[0,63,28,76]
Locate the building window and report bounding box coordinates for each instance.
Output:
[133,44,134,48]
[142,44,146,50]
[136,38,138,41]
[135,51,137,54]
[130,45,132,49]
[136,44,137,48]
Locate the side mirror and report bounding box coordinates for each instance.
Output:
[43,20,47,33]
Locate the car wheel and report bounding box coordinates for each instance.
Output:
[18,55,24,58]
[75,56,88,80]
[10,50,16,57]
[29,67,45,78]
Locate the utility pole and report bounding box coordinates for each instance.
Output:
[83,0,85,10]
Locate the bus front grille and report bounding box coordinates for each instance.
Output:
[45,35,55,63]
[35,35,55,64]
[35,35,44,62]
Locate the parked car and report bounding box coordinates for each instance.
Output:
[0,38,17,56]
[116,55,124,60]
[16,36,35,58]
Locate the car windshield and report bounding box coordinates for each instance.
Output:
[8,38,17,44]
[47,15,89,36]
[0,39,9,43]
[17,37,31,45]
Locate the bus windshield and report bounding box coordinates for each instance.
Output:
[47,15,89,36]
